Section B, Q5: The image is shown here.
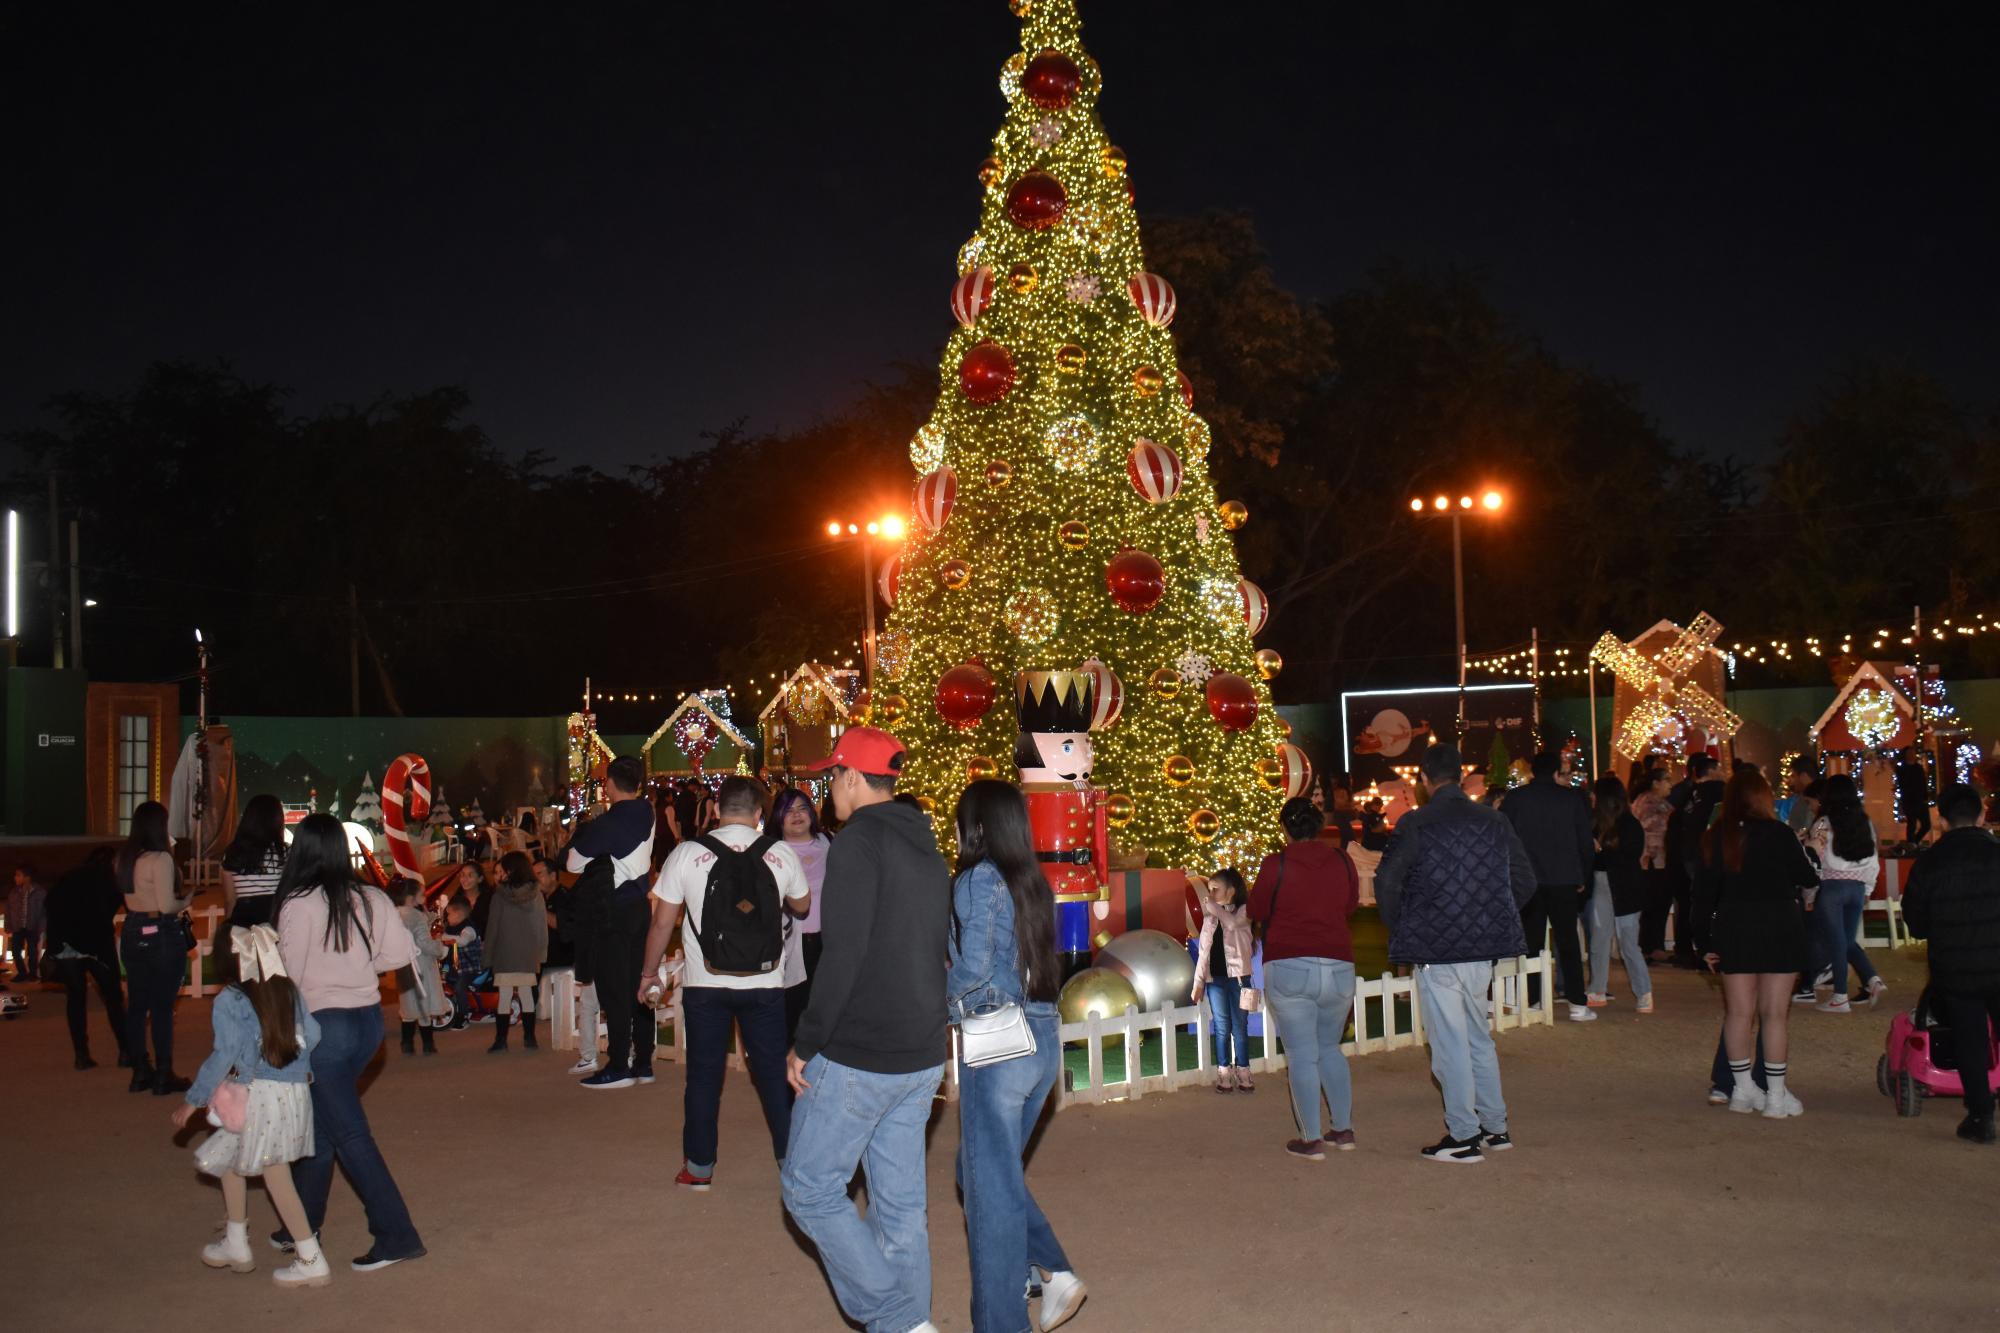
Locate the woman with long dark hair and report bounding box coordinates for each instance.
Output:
[1694,770,1819,1118]
[272,814,426,1271]
[771,786,831,1039]
[1807,775,1885,1012]
[948,780,1086,1333]
[120,800,192,1094]
[221,794,288,928]
[1590,777,1653,1012]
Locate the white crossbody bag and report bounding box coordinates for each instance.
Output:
[951,893,1037,1069]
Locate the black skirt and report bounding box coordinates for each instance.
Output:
[1715,899,1807,975]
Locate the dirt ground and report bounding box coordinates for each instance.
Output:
[7,946,1997,1331]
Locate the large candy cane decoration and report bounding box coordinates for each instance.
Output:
[381,753,432,880]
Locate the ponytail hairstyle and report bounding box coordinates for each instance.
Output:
[1211,867,1249,910]
[952,780,1059,1003]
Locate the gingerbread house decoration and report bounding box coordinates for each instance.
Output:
[1810,662,1919,752]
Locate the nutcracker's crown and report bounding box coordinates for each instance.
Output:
[1015,670,1095,733]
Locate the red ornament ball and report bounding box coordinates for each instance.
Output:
[1177,370,1195,410]
[1006,170,1068,231]
[1104,547,1165,614]
[936,659,998,731]
[959,341,1017,404]
[1022,49,1081,109]
[1205,672,1259,733]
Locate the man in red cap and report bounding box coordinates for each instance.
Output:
[780,727,952,1333]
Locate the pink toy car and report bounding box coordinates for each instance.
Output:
[1877,999,2000,1116]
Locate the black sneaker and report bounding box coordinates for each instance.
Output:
[580,1068,636,1091]
[1419,1134,1484,1165]
[1477,1130,1513,1152]
[1956,1115,1997,1145]
[352,1246,426,1272]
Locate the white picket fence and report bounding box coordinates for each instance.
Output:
[1055,952,1556,1109]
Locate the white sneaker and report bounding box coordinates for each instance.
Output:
[1863,977,1888,1008]
[201,1232,255,1274]
[1566,1005,1598,1023]
[1706,1088,1730,1106]
[1763,1089,1804,1118]
[1728,1085,1767,1114]
[273,1249,332,1289]
[1635,993,1655,1014]
[1815,996,1852,1014]
[568,1056,597,1075]
[1038,1269,1088,1331]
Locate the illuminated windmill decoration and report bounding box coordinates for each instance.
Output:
[1590,612,1744,762]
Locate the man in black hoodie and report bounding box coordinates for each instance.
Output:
[563,756,659,1090]
[1901,783,2000,1144]
[781,728,951,1333]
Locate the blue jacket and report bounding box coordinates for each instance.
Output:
[1375,784,1537,965]
[187,984,321,1108]
[947,861,1055,1019]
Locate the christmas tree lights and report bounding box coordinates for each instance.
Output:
[878,0,1285,868]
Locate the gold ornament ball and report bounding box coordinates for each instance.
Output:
[1007,262,1039,294]
[1183,415,1212,465]
[1105,792,1135,828]
[985,458,1013,488]
[1254,647,1284,681]
[1148,667,1183,701]
[909,421,946,472]
[875,694,908,725]
[1054,343,1086,374]
[1218,499,1249,531]
[1131,365,1164,398]
[1253,757,1282,791]
[916,795,936,814]
[977,155,1003,190]
[957,234,986,273]
[1163,755,1196,787]
[1057,967,1141,1039]
[1000,53,1027,100]
[1187,809,1221,843]
[939,559,972,590]
[1276,716,1293,739]
[967,754,998,781]
[1057,519,1089,551]
[1099,144,1128,177]
[1009,0,1032,16]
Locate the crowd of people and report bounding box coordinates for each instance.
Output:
[9,726,1999,1327]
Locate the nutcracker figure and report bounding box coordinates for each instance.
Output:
[1014,670,1109,978]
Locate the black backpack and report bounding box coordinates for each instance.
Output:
[694,833,785,975]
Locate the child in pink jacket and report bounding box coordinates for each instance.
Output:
[1192,869,1257,1091]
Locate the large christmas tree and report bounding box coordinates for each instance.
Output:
[875,0,1296,871]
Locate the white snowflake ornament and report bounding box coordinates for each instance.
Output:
[1029,117,1062,148]
[1175,650,1215,686]
[1063,272,1101,305]
[1195,514,1212,544]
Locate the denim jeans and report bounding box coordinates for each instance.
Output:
[1264,957,1355,1141]
[1205,977,1250,1067]
[681,985,793,1170]
[120,917,184,1073]
[290,1005,424,1258]
[1816,879,1879,995]
[1613,913,1652,1000]
[956,1008,1071,1333]
[1586,872,1615,996]
[781,1055,945,1333]
[1414,960,1506,1142]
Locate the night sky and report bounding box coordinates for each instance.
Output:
[4,3,1991,470]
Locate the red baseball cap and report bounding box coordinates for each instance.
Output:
[800,726,907,778]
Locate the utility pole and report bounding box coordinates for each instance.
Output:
[1452,509,1466,743]
[48,472,64,668]
[67,519,82,670]
[348,583,361,716]
[861,539,879,691]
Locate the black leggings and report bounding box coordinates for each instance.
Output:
[60,957,128,1059]
[121,923,185,1073]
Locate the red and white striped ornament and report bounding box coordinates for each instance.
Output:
[877,554,900,607]
[1127,271,1177,328]
[1082,657,1124,731]
[950,265,995,328]
[913,466,957,535]
[1275,742,1313,799]
[1125,438,1183,503]
[1238,578,1270,637]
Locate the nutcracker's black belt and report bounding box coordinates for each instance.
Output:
[1037,849,1093,865]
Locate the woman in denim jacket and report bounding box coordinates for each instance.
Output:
[948,780,1088,1333]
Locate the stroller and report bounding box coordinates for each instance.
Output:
[1876,990,2000,1117]
[443,934,500,1029]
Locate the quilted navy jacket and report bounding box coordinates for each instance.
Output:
[1376,784,1538,965]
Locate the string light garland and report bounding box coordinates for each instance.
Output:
[873,0,1283,868]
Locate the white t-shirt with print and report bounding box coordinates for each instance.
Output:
[653,823,807,990]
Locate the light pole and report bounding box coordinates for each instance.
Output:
[1408,489,1505,742]
[826,513,906,690]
